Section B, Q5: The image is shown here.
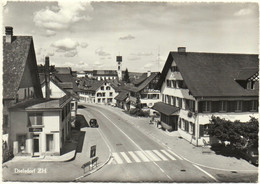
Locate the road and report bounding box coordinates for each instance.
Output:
[78,104,219,182]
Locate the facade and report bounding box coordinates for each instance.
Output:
[155,48,259,146]
[128,72,161,109]
[3,27,43,160]
[8,95,72,156]
[115,91,130,111]
[79,80,118,105]
[92,70,118,80]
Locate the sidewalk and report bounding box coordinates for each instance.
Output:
[95,104,258,172]
[2,111,111,182]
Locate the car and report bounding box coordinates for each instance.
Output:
[240,147,258,166]
[89,119,99,128]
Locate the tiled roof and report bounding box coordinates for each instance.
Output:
[80,80,104,92]
[153,102,179,116]
[3,36,43,99]
[55,67,72,74]
[132,73,147,85]
[9,98,52,110]
[236,68,258,80]
[115,91,129,101]
[129,72,160,93]
[157,51,259,97]
[93,70,117,76]
[53,74,81,92]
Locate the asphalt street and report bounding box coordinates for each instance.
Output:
[78,104,219,182]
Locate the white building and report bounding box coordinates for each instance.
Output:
[154,47,259,146]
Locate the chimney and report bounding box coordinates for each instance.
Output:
[45,56,50,99]
[178,47,186,53]
[147,70,151,77]
[5,26,13,43]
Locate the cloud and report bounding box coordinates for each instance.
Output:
[51,38,79,52]
[130,52,153,56]
[33,1,93,35]
[95,48,110,56]
[80,42,88,48]
[234,8,253,16]
[64,50,78,57]
[127,56,141,61]
[47,51,55,57]
[119,34,135,40]
[45,30,56,37]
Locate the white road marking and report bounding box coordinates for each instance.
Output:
[161,150,176,161]
[193,164,218,182]
[153,150,168,161]
[135,151,150,162]
[128,151,141,162]
[94,109,173,181]
[166,149,183,160]
[120,152,132,163]
[113,153,123,164]
[145,150,161,162]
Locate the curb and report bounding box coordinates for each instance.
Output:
[95,104,259,173]
[73,128,112,181]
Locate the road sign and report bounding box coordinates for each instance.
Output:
[90,145,96,158]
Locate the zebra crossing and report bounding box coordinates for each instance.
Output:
[109,149,182,165]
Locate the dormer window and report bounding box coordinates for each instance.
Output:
[247,81,255,90]
[171,66,179,72]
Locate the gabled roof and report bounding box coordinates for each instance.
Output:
[114,91,129,101]
[236,68,258,80]
[53,74,81,92]
[157,51,259,97]
[79,80,105,92]
[129,72,160,93]
[132,73,147,85]
[3,36,43,99]
[153,102,179,116]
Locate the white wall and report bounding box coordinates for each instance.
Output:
[42,81,66,98]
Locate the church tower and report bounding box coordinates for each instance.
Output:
[116,56,122,80]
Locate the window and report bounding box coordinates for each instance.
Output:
[171,66,179,72]
[247,81,256,90]
[17,134,26,153]
[235,101,242,111]
[251,100,258,111]
[202,101,211,112]
[109,92,113,97]
[106,86,111,90]
[184,120,189,132]
[98,98,101,103]
[178,98,182,109]
[199,124,210,137]
[167,95,171,105]
[46,134,54,152]
[219,101,227,112]
[166,80,171,87]
[102,92,105,97]
[172,96,176,106]
[28,112,43,126]
[100,86,104,90]
[177,80,183,88]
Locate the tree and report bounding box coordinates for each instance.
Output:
[208,116,258,150]
[123,68,130,83]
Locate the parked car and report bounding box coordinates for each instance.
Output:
[89,119,99,128]
[240,147,258,166]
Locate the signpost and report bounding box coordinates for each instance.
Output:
[90,145,96,158]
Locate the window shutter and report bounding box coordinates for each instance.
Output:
[187,121,189,132]
[192,123,195,135]
[199,125,204,137]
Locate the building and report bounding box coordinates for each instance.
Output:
[128,72,161,109]
[92,70,118,81]
[116,56,123,80]
[78,79,118,105]
[154,47,259,146]
[8,95,72,157]
[3,27,43,160]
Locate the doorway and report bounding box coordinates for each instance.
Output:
[33,135,40,156]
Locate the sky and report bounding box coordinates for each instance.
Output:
[2,1,259,72]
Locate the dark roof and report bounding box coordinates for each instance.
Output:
[55,67,72,74]
[79,80,104,92]
[115,91,128,101]
[129,72,160,93]
[152,102,179,116]
[53,74,81,92]
[236,68,258,80]
[9,98,53,110]
[93,70,117,76]
[132,73,147,85]
[3,36,43,99]
[158,52,259,97]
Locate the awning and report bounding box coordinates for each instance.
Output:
[152,102,179,116]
